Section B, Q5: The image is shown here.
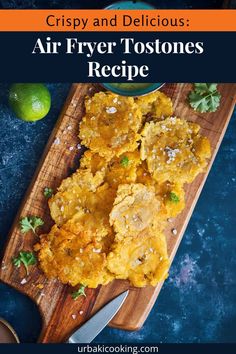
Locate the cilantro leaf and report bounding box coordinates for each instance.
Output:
[20,216,44,235]
[194,83,218,94]
[189,92,209,112]
[170,192,180,203]
[71,285,87,300]
[188,83,221,113]
[43,187,54,199]
[12,251,37,276]
[12,257,21,268]
[193,83,209,94]
[120,156,129,167]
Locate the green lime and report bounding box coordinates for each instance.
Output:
[9,83,51,122]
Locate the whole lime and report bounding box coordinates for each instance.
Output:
[9,83,51,122]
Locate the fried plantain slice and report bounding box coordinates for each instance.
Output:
[140,117,211,184]
[80,150,107,174]
[50,178,116,241]
[35,223,114,288]
[136,161,156,186]
[136,162,185,219]
[80,150,141,189]
[109,183,164,240]
[57,167,104,194]
[105,151,141,189]
[107,227,169,287]
[71,183,116,238]
[135,91,173,122]
[49,169,106,226]
[156,181,185,219]
[79,92,142,158]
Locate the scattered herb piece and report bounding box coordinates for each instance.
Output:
[12,251,37,276]
[71,285,87,300]
[188,83,221,113]
[43,187,54,198]
[20,216,44,235]
[170,192,180,204]
[120,156,129,167]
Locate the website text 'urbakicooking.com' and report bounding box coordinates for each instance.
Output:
[77,344,159,354]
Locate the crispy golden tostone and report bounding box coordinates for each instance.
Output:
[80,150,141,189]
[35,223,113,288]
[80,150,107,175]
[105,152,141,188]
[79,92,142,158]
[110,183,162,239]
[135,91,173,122]
[49,169,105,226]
[107,227,169,287]
[136,162,185,218]
[57,167,104,193]
[141,117,211,184]
[50,179,116,238]
[155,181,185,219]
[136,161,154,186]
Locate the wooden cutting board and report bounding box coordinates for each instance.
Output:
[0,83,235,343]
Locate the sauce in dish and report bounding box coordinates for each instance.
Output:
[101,83,164,96]
[110,83,152,91]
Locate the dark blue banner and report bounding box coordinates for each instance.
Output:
[0,344,236,353]
[0,31,235,82]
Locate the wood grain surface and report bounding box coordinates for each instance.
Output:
[0,83,235,343]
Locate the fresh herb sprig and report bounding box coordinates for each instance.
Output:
[188,83,221,113]
[120,156,129,167]
[43,187,54,198]
[71,285,87,300]
[170,192,180,204]
[20,216,44,235]
[12,251,37,276]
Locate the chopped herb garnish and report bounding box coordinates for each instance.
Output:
[20,216,44,235]
[188,83,221,113]
[43,187,54,198]
[170,192,180,203]
[12,251,37,276]
[120,156,129,167]
[71,285,87,300]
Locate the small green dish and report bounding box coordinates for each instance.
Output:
[105,1,155,10]
[101,83,165,96]
[103,1,163,96]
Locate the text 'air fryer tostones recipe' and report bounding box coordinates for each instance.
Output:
[34,90,211,289]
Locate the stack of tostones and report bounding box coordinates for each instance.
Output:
[35,90,211,289]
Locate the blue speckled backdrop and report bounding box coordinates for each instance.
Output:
[0,0,236,344]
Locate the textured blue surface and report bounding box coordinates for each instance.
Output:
[0,84,236,343]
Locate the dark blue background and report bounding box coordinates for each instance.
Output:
[0,0,236,345]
